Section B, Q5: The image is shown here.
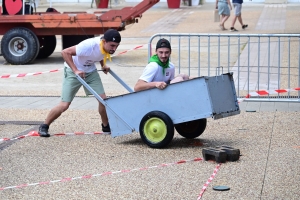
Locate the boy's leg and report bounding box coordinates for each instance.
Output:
[171,73,190,84]
[44,102,71,125]
[98,93,109,127]
[39,67,81,137]
[231,3,241,31]
[238,15,244,26]
[98,93,110,132]
[231,16,238,28]
[178,73,189,80]
[170,76,184,84]
[83,70,109,131]
[39,102,71,137]
[231,3,238,28]
[221,15,229,29]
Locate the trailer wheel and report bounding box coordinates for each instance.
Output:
[37,36,57,59]
[1,27,40,65]
[139,111,174,148]
[175,118,207,139]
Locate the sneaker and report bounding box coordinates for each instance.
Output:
[102,123,111,133]
[230,27,238,32]
[219,24,227,31]
[242,24,248,29]
[38,124,50,137]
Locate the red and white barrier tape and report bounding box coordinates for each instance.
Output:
[0,157,203,191]
[0,44,146,79]
[0,69,62,79]
[0,131,37,142]
[197,164,222,200]
[112,44,146,57]
[1,130,221,198]
[0,131,106,142]
[238,87,300,103]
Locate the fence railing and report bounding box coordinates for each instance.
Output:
[148,33,300,102]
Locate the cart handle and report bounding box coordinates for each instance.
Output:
[75,74,135,132]
[98,69,134,93]
[215,67,224,81]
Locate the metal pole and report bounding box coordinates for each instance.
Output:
[268,36,270,96]
[298,37,300,100]
[228,36,230,73]
[278,37,281,96]
[107,69,134,93]
[188,34,191,76]
[247,36,250,95]
[208,35,210,76]
[237,36,240,97]
[198,36,200,77]
[178,36,181,74]
[258,36,261,92]
[288,37,291,97]
[218,35,220,68]
[76,74,135,132]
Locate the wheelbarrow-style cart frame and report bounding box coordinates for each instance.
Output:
[76,71,240,148]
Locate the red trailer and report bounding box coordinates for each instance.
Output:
[0,0,159,65]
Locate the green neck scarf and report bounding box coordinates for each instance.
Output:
[149,54,169,75]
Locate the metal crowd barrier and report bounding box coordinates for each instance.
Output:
[148,33,300,102]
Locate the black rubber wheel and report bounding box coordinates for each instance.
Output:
[1,27,40,65]
[175,118,207,139]
[139,111,174,148]
[37,35,57,59]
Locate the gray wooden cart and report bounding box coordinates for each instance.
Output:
[77,71,240,148]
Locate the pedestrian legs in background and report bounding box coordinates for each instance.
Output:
[216,0,232,31]
[230,2,248,32]
[220,14,230,30]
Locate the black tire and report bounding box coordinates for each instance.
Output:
[37,35,57,59]
[175,118,207,139]
[139,111,174,148]
[1,27,40,65]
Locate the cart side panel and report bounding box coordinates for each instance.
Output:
[106,77,214,137]
[206,73,240,119]
[105,107,135,136]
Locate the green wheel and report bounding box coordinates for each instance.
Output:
[175,118,207,139]
[139,111,174,148]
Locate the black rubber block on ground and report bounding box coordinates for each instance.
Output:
[216,145,240,162]
[202,148,227,163]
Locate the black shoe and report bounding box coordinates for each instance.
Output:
[38,124,50,137]
[102,123,111,133]
[230,27,238,32]
[242,24,248,29]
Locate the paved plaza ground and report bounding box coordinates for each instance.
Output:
[0,1,299,200]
